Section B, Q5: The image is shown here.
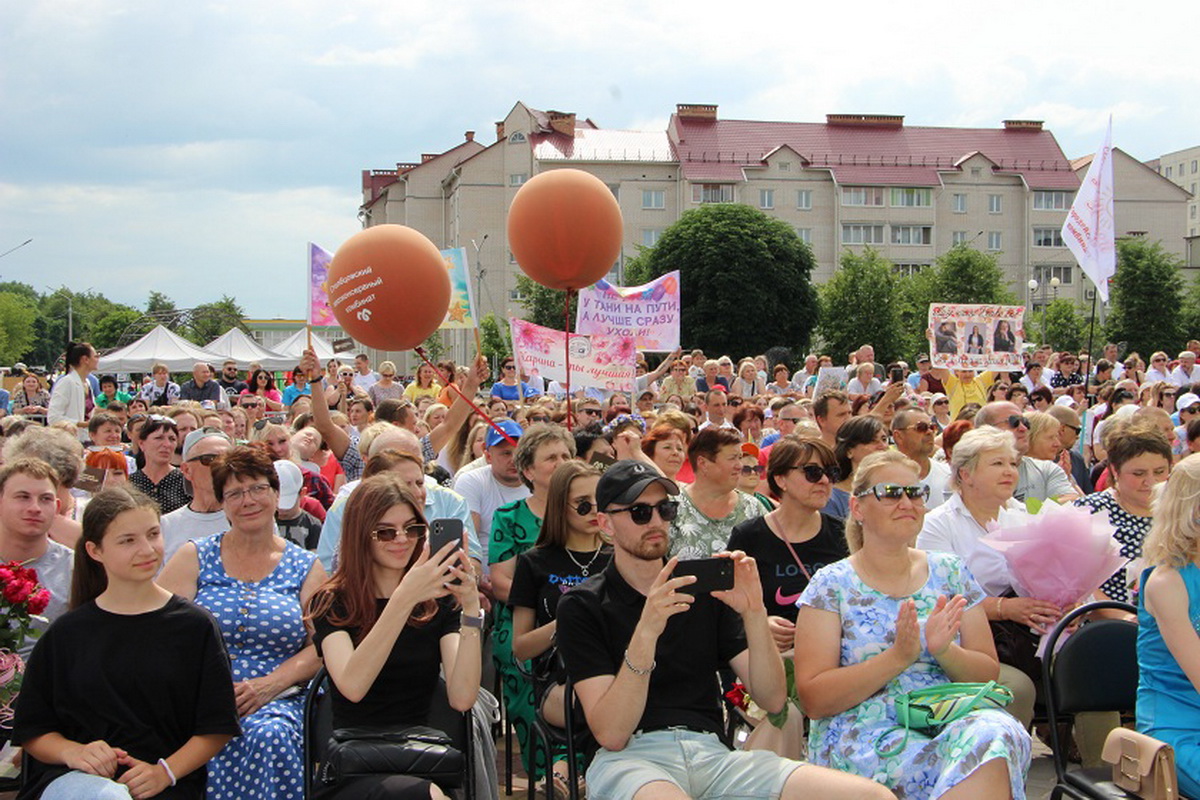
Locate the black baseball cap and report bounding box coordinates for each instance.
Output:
[596,460,679,512]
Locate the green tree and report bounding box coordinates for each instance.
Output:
[627,204,818,356]
[1105,238,1185,359]
[146,291,177,316]
[929,245,1018,305]
[188,295,247,344]
[818,248,904,363]
[1031,298,1088,353]
[479,313,511,374]
[514,275,578,331]
[420,330,447,363]
[0,292,37,364]
[90,308,145,350]
[894,267,940,362]
[1180,273,1200,342]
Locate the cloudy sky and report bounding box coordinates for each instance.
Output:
[1,0,1194,318]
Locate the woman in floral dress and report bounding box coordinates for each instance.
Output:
[794,450,1030,800]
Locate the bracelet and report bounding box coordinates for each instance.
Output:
[157,758,177,787]
[623,651,655,676]
[996,597,1005,619]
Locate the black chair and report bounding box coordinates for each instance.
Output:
[523,676,588,800]
[1041,600,1141,800]
[302,667,476,800]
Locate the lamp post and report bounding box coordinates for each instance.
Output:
[1027,276,1060,347]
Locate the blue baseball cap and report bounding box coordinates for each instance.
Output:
[485,419,523,448]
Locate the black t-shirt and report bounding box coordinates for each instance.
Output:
[313,597,460,729]
[218,378,248,397]
[510,545,613,627]
[556,561,747,738]
[13,596,240,800]
[130,468,190,515]
[726,514,848,622]
[277,510,323,550]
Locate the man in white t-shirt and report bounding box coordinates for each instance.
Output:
[891,408,950,508]
[160,429,233,563]
[0,458,74,658]
[351,353,381,392]
[697,389,736,431]
[975,402,1078,504]
[451,419,529,563]
[1171,351,1200,387]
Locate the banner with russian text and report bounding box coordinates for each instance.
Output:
[439,247,479,329]
[308,242,336,326]
[575,271,680,352]
[928,303,1025,371]
[510,318,637,392]
[1062,117,1116,302]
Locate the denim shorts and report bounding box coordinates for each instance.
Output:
[586,728,802,800]
[42,771,133,800]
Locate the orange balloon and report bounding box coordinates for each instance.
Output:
[327,225,450,351]
[507,168,624,290]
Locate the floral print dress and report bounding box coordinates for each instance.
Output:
[798,552,1031,800]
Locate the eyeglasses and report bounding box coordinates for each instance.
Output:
[790,464,841,484]
[778,416,803,423]
[741,465,764,476]
[572,500,596,516]
[529,415,550,423]
[502,364,516,371]
[854,483,931,503]
[579,408,601,416]
[188,453,221,466]
[223,483,275,503]
[606,499,680,525]
[933,400,948,406]
[1003,415,1030,429]
[897,421,933,434]
[370,522,428,543]
[1163,392,1177,398]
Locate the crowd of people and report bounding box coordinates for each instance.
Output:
[1,335,1200,799]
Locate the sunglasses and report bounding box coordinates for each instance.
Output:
[791,464,841,484]
[741,465,764,476]
[502,364,516,370]
[188,453,221,466]
[1003,415,1030,429]
[898,421,933,433]
[370,522,428,543]
[606,499,680,525]
[579,408,601,416]
[572,500,596,516]
[854,483,931,502]
[529,415,550,423]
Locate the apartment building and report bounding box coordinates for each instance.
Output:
[361,102,1189,324]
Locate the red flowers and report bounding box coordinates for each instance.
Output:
[0,560,48,729]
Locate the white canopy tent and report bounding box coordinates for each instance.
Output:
[272,328,338,362]
[204,328,294,371]
[97,326,226,373]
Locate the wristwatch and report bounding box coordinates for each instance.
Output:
[461,611,485,630]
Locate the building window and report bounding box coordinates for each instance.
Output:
[987,231,1002,251]
[892,225,933,245]
[1192,160,1197,174]
[796,189,812,210]
[507,132,526,144]
[1033,191,1071,210]
[988,194,1003,214]
[642,229,664,247]
[891,188,932,207]
[894,263,928,277]
[1191,206,1197,220]
[759,189,775,209]
[795,227,812,244]
[1034,264,1074,285]
[952,194,967,213]
[842,187,885,206]
[779,161,791,172]
[509,173,528,187]
[952,230,969,245]
[1034,227,1065,247]
[1167,166,1173,177]
[970,168,983,178]
[842,224,885,245]
[692,184,734,204]
[1181,163,1186,175]
[642,189,665,209]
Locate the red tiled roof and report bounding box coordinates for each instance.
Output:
[670,116,1080,190]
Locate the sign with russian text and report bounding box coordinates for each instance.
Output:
[308,242,336,326]
[510,318,637,392]
[928,304,1025,371]
[575,271,680,352]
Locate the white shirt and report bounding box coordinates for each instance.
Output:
[847,377,882,396]
[1146,367,1172,385]
[1170,365,1200,386]
[352,370,380,391]
[697,418,736,432]
[450,466,530,560]
[160,505,229,564]
[1020,375,1048,394]
[920,459,952,509]
[917,494,1029,597]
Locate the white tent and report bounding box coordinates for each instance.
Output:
[204,328,294,371]
[272,328,338,362]
[97,325,225,372]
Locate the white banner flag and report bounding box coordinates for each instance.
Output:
[1062,118,1116,302]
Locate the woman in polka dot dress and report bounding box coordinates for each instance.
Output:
[161,447,328,799]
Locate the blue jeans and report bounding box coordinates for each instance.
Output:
[41,770,133,800]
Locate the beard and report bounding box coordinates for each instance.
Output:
[621,529,670,561]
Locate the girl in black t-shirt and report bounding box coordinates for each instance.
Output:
[307,475,481,800]
[13,487,240,800]
[510,461,611,798]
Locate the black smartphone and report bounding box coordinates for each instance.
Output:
[890,367,904,384]
[673,558,735,595]
[429,518,464,557]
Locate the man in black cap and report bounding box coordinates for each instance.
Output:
[556,461,893,800]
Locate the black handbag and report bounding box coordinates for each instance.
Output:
[320,725,466,788]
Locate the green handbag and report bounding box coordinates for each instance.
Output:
[874,680,1014,758]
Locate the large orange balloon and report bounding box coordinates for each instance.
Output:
[327,225,450,351]
[507,168,624,290]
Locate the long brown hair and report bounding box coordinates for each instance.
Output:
[71,487,161,609]
[536,461,601,549]
[306,475,436,641]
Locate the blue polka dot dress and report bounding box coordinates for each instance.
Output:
[194,533,317,800]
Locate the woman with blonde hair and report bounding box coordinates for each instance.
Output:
[1023,411,1063,462]
[1136,453,1200,798]
[730,358,766,399]
[403,361,442,404]
[367,361,402,406]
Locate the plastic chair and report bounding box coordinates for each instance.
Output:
[302,666,476,800]
[1041,600,1142,800]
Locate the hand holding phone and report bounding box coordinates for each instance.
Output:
[673,558,735,595]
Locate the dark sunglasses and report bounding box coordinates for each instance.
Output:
[502,364,516,370]
[606,499,680,525]
[1004,415,1030,429]
[572,500,596,516]
[187,453,221,466]
[579,408,601,416]
[529,415,550,423]
[253,419,271,431]
[370,522,428,543]
[741,465,764,476]
[898,421,933,434]
[854,483,931,502]
[791,464,841,484]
